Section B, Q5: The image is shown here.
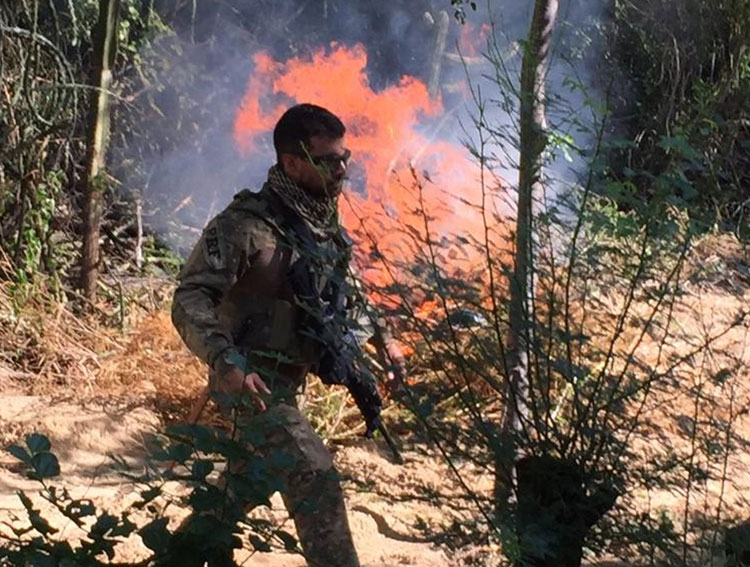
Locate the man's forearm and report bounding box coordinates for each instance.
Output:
[171,290,235,369]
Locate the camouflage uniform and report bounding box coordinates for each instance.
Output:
[171,167,360,567]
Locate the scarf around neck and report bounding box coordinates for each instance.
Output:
[266,165,338,232]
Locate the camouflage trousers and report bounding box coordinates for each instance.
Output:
[159,356,360,567]
[162,400,359,566]
[229,402,360,567]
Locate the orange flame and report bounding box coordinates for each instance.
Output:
[233,43,509,307]
[459,22,492,58]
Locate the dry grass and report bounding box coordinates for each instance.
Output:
[0,278,205,412]
[96,309,205,400]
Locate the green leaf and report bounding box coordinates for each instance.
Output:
[275,529,298,551]
[65,500,96,520]
[415,400,435,419]
[26,434,51,455]
[167,443,192,464]
[90,513,118,537]
[189,512,223,537]
[189,486,220,513]
[658,135,700,160]
[191,459,214,481]
[249,534,272,552]
[7,444,32,464]
[31,452,60,478]
[139,518,171,552]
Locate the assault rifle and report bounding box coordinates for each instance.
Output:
[289,256,403,464]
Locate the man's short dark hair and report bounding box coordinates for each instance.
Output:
[273,103,346,161]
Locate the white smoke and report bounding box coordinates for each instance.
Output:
[120,0,609,254]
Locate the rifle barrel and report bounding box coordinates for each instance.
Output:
[377,422,404,464]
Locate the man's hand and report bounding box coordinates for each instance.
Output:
[384,342,407,393]
[216,365,271,410]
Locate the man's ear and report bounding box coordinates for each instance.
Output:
[279,154,299,176]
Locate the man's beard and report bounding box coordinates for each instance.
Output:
[305,176,345,199]
[325,178,345,197]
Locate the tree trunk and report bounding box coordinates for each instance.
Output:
[496,0,559,510]
[135,196,143,269]
[80,0,120,302]
[495,3,619,564]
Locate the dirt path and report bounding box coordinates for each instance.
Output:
[0,394,480,566]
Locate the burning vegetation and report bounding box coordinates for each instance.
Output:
[233,43,511,318]
[2,1,750,566]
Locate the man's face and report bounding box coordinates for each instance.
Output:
[282,135,350,198]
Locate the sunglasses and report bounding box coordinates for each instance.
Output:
[294,148,352,168]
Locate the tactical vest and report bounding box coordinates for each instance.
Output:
[216,187,351,369]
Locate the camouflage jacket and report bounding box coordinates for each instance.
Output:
[171,186,356,385]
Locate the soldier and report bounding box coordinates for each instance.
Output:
[167,103,400,567]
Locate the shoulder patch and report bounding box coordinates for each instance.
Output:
[202,218,226,270]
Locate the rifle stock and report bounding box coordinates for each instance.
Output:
[345,363,403,464]
[288,239,403,464]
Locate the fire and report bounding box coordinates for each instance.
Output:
[233,43,509,309]
[459,22,492,58]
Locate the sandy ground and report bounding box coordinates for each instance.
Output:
[2,235,750,566]
[0,393,488,567]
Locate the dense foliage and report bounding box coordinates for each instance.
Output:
[606,0,750,234]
